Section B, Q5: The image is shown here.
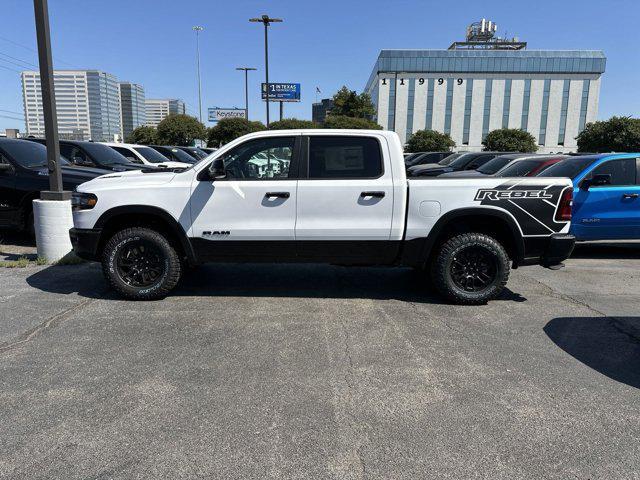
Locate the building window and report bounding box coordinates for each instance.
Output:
[502,79,512,129]
[462,79,473,145]
[425,78,434,131]
[578,80,591,133]
[538,79,551,145]
[521,79,532,130]
[482,79,493,141]
[443,78,454,135]
[557,80,571,145]
[405,78,416,142]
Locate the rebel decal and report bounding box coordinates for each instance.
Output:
[474,180,570,236]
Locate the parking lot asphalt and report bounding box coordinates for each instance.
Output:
[0,243,638,479]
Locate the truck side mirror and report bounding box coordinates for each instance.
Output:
[580,173,611,190]
[207,158,226,180]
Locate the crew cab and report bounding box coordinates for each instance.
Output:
[70,130,575,304]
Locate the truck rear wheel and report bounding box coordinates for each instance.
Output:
[431,232,510,305]
[101,227,181,300]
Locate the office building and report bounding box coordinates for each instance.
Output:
[312,98,334,124]
[145,99,186,127]
[364,20,606,153]
[119,82,146,140]
[21,70,122,141]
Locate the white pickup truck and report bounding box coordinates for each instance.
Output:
[70,129,575,304]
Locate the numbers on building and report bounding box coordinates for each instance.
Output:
[457,78,463,85]
[380,77,464,86]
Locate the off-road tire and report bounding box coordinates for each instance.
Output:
[430,232,510,305]
[101,227,181,300]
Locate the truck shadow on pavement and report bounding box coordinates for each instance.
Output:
[544,316,640,389]
[25,263,525,304]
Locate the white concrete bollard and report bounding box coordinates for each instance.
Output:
[33,199,74,263]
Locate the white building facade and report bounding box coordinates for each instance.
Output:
[365,50,606,153]
[144,99,186,127]
[21,70,122,141]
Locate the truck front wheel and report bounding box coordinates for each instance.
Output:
[431,232,510,305]
[101,227,182,300]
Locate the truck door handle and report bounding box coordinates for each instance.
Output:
[360,191,385,198]
[622,193,639,199]
[265,192,290,199]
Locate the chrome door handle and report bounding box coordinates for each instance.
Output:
[622,193,639,199]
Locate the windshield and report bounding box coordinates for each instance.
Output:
[438,153,462,166]
[538,157,598,179]
[1,141,69,168]
[448,153,481,169]
[80,143,131,165]
[477,156,516,174]
[191,148,209,159]
[496,159,543,177]
[156,146,196,164]
[134,146,174,164]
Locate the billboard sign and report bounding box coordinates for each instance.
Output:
[208,108,246,122]
[261,83,301,102]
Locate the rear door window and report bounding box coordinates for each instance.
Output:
[308,136,383,179]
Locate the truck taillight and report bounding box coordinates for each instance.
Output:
[555,187,573,222]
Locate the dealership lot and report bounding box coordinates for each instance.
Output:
[0,243,638,479]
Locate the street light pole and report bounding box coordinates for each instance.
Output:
[193,26,204,123]
[33,0,66,200]
[249,15,282,128]
[236,67,256,120]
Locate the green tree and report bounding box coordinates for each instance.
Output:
[156,114,207,146]
[322,115,382,130]
[405,129,455,153]
[576,116,640,152]
[126,125,157,145]
[268,118,319,130]
[330,86,376,119]
[207,117,266,147]
[482,128,538,152]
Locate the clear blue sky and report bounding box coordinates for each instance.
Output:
[1,0,638,131]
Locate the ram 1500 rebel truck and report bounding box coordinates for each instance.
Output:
[70,130,575,304]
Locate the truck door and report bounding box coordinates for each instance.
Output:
[573,157,640,240]
[295,134,397,263]
[188,135,300,261]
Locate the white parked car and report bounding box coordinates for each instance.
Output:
[102,142,191,169]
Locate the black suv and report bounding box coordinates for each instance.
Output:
[25,139,148,172]
[0,139,105,233]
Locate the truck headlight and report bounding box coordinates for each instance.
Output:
[71,192,98,210]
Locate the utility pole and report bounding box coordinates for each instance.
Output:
[193,26,204,123]
[33,0,66,200]
[249,15,282,128]
[236,67,256,120]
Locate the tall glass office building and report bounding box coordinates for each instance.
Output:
[365,44,606,153]
[21,70,122,141]
[119,82,146,140]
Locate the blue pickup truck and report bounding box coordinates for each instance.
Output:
[538,153,640,241]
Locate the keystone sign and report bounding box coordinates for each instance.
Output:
[208,108,246,122]
[261,83,301,102]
